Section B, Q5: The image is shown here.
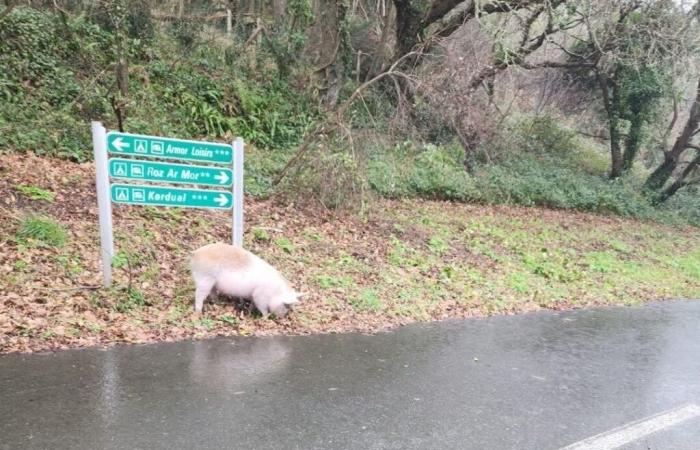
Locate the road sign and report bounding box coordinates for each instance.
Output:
[107,132,233,164]
[93,123,244,287]
[108,158,233,187]
[111,184,233,209]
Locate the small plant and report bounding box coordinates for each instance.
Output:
[219,314,238,326]
[275,236,295,253]
[316,274,354,289]
[16,215,67,247]
[115,287,150,313]
[54,253,85,277]
[111,251,129,269]
[13,259,29,271]
[197,317,216,330]
[253,228,271,242]
[523,250,582,283]
[14,184,55,202]
[507,272,532,294]
[350,289,383,312]
[303,229,324,242]
[41,330,57,340]
[441,265,456,280]
[586,251,619,273]
[428,236,449,255]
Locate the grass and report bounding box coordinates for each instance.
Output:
[13,184,56,202]
[1,150,698,353]
[275,236,295,254]
[16,215,67,247]
[114,287,150,313]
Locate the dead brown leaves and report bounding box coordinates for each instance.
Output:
[1,154,698,354]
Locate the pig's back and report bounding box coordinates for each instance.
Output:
[213,263,265,298]
[190,243,252,274]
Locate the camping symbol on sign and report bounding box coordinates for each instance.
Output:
[115,187,129,202]
[113,162,127,176]
[135,139,147,153]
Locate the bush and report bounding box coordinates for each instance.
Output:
[408,144,479,200]
[230,79,316,150]
[660,186,700,226]
[368,142,478,201]
[0,7,317,161]
[287,146,368,210]
[474,155,657,217]
[362,116,697,224]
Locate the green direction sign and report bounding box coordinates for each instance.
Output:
[107,131,233,164]
[111,184,233,209]
[109,158,233,187]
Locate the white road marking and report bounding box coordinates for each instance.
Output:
[560,404,700,450]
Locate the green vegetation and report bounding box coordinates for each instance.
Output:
[16,215,67,247]
[274,237,295,254]
[1,4,697,224]
[114,286,150,313]
[13,184,56,202]
[0,6,316,162]
[1,152,698,352]
[1,2,699,354]
[366,117,700,226]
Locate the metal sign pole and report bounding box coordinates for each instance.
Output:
[232,137,245,247]
[91,121,114,287]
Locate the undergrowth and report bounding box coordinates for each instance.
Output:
[0,7,696,225]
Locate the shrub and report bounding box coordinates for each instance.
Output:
[368,142,478,201]
[408,144,479,201]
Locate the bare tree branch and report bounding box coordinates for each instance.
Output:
[273,51,421,186]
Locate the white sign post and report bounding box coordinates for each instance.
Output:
[232,137,244,248]
[92,122,113,287]
[91,121,245,287]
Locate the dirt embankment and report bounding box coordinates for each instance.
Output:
[1,154,698,353]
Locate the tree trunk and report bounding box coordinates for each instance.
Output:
[645,157,677,194]
[365,1,393,80]
[644,78,700,192]
[393,0,424,58]
[597,68,624,179]
[116,58,129,96]
[273,0,286,26]
[609,82,624,178]
[177,0,185,19]
[323,0,347,109]
[656,179,686,204]
[622,111,644,173]
[655,152,700,203]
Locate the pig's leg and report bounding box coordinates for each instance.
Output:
[194,276,216,313]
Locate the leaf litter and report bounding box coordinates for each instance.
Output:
[1,154,698,353]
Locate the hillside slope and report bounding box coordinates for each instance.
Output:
[1,154,699,353]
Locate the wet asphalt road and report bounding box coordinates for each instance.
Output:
[1,301,699,450]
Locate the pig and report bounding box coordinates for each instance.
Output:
[190,243,303,317]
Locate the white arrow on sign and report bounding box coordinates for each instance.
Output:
[214,194,229,207]
[112,137,129,152]
[214,171,230,184]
